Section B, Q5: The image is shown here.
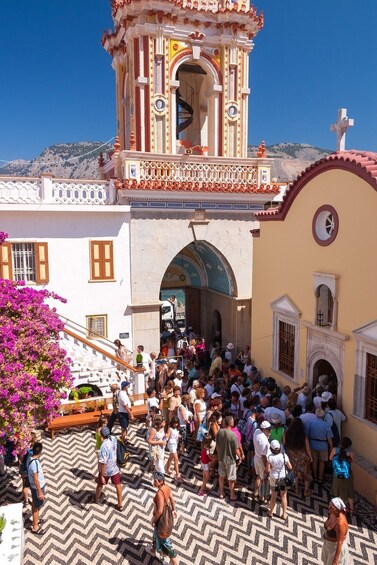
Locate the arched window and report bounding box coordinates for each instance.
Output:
[316,284,334,327]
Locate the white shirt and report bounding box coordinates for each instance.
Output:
[253,428,271,460]
[267,452,289,479]
[146,396,159,415]
[325,409,346,433]
[297,392,308,411]
[279,393,289,411]
[230,383,244,395]
[118,389,131,413]
[313,396,323,410]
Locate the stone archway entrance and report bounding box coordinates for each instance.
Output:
[160,241,242,347]
[313,359,338,395]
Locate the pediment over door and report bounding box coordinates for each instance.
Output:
[271,294,301,317]
[353,320,377,342]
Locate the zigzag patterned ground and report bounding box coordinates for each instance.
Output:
[1,422,376,565]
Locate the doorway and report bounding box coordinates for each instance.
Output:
[313,359,338,395]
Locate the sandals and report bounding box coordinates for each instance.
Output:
[30,527,45,535]
[303,489,312,497]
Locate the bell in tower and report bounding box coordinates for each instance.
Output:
[102,0,264,170]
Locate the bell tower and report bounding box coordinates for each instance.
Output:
[102,1,263,160]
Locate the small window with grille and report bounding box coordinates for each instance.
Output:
[0,242,49,284]
[86,315,108,340]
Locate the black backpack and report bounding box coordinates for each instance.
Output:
[116,437,129,468]
[328,413,340,447]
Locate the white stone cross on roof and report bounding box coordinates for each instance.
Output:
[330,108,354,151]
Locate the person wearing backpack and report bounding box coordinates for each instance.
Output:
[94,427,123,511]
[27,441,46,535]
[325,398,347,448]
[329,437,355,515]
[146,471,178,565]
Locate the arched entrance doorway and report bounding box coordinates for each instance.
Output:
[160,240,240,347]
[313,359,338,396]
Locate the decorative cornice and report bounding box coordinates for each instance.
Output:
[257,150,377,221]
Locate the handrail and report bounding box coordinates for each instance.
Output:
[59,313,133,356]
[63,327,144,373]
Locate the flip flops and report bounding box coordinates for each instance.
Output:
[30,527,45,535]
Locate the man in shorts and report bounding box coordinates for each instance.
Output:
[253,420,272,501]
[118,380,135,441]
[216,415,243,501]
[27,441,46,535]
[308,408,333,482]
[95,427,123,511]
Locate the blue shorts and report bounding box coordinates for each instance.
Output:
[31,486,46,510]
[118,412,129,430]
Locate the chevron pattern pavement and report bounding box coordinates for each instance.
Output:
[0,422,376,565]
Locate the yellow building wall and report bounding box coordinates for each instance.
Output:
[252,168,377,497]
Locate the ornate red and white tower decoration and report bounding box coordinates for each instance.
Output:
[101,0,275,193]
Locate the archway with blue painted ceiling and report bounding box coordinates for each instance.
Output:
[160,240,239,347]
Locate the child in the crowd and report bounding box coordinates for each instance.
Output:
[165,416,182,482]
[146,387,159,420]
[198,435,214,497]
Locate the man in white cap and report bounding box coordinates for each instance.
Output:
[253,420,272,502]
[322,498,349,565]
[224,343,235,363]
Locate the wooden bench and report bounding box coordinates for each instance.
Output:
[130,393,148,418]
[47,393,148,440]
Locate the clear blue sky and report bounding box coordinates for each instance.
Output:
[0,0,376,161]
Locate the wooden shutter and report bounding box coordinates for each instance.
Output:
[35,243,49,284]
[90,241,114,280]
[0,243,13,280]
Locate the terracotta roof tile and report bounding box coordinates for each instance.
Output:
[114,178,280,195]
[257,150,377,221]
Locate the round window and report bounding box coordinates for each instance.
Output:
[312,205,339,246]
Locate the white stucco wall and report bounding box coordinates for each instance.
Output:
[0,208,133,353]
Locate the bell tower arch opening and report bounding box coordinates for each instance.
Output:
[174,60,215,154]
[160,241,239,345]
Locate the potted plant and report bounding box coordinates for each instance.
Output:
[69,389,80,402]
[0,513,7,543]
[78,386,93,399]
[136,353,143,368]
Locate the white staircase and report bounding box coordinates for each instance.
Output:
[60,328,143,400]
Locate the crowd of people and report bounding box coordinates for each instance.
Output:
[108,330,353,565]
[13,330,354,565]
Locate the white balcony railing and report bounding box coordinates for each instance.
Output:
[139,158,258,185]
[120,151,266,186]
[0,176,116,206]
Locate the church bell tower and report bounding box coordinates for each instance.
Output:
[102,1,263,162]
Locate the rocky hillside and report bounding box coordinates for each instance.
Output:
[0,142,111,180]
[0,141,332,182]
[248,143,332,182]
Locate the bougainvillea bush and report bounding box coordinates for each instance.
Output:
[0,279,72,455]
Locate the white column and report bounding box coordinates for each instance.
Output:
[170,79,180,154]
